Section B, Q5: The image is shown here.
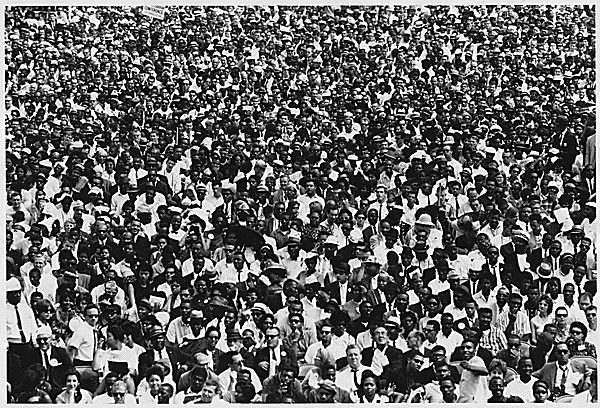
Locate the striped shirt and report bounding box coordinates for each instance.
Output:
[496,310,532,339]
[479,326,508,357]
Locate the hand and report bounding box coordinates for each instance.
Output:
[385,383,396,396]
[258,361,269,372]
[460,360,470,370]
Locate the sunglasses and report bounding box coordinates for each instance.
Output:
[557,349,569,354]
[265,335,278,339]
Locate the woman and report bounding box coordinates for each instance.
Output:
[137,365,165,404]
[16,369,53,404]
[530,295,553,345]
[546,277,562,303]
[34,299,67,348]
[358,370,389,403]
[56,369,93,404]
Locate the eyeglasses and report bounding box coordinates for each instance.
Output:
[508,343,520,348]
[570,330,583,335]
[557,349,569,355]
[113,392,126,397]
[86,314,99,318]
[265,334,278,339]
[320,331,332,335]
[557,314,568,318]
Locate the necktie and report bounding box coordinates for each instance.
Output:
[379,203,383,221]
[269,349,277,377]
[472,280,477,295]
[455,197,459,218]
[92,329,98,356]
[43,350,51,370]
[353,368,360,389]
[560,365,568,394]
[14,305,27,343]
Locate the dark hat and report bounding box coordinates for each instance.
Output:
[147,325,166,339]
[226,329,243,341]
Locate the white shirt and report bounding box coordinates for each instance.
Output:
[504,377,535,403]
[68,321,97,362]
[7,301,37,344]
[218,367,262,395]
[436,330,464,360]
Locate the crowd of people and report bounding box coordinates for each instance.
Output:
[5,4,597,404]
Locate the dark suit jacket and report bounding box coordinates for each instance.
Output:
[138,347,179,384]
[409,302,426,320]
[265,293,285,314]
[552,130,578,167]
[532,360,590,394]
[439,289,451,308]
[527,248,549,272]
[26,346,73,390]
[326,281,352,305]
[362,225,378,243]
[138,178,171,198]
[422,267,437,286]
[88,235,120,259]
[253,346,298,380]
[366,288,384,306]
[500,243,526,286]
[133,235,152,262]
[415,364,461,385]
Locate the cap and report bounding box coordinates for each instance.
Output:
[324,236,339,247]
[263,263,287,276]
[189,309,203,320]
[511,230,529,243]
[6,277,22,292]
[195,353,211,365]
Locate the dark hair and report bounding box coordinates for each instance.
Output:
[107,325,125,342]
[64,369,83,403]
[145,364,165,382]
[235,382,256,402]
[570,321,588,340]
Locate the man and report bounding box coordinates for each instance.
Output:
[488,376,525,403]
[92,379,137,404]
[417,345,461,385]
[533,341,592,398]
[360,323,403,376]
[457,340,489,402]
[165,300,193,349]
[254,327,297,380]
[217,352,262,396]
[497,334,526,370]
[504,357,536,402]
[6,277,36,364]
[437,313,464,360]
[453,300,479,332]
[500,229,531,285]
[304,320,345,366]
[571,369,598,403]
[28,326,73,393]
[336,344,369,401]
[261,364,307,402]
[496,293,531,341]
[67,304,101,392]
[138,325,178,384]
[394,349,426,395]
[325,263,352,305]
[478,306,508,357]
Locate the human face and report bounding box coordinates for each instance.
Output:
[570,326,584,344]
[362,376,377,397]
[556,344,570,364]
[66,374,79,391]
[112,385,127,403]
[148,374,162,392]
[85,307,100,327]
[373,327,388,346]
[265,329,279,348]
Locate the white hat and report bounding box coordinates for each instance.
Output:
[36,325,53,339]
[6,277,22,292]
[415,214,435,228]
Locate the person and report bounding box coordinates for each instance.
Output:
[6,277,36,364]
[357,370,389,403]
[4,4,597,405]
[55,369,94,404]
[567,321,597,358]
[92,380,136,404]
[532,380,552,404]
[504,357,536,402]
[532,341,592,399]
[488,377,525,403]
[67,304,100,392]
[571,369,598,403]
[457,340,489,402]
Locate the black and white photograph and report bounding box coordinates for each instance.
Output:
[4,4,597,404]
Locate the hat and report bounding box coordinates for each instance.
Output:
[263,263,287,276]
[147,325,166,339]
[560,253,574,262]
[548,181,560,190]
[250,303,269,314]
[203,267,218,281]
[36,325,53,339]
[195,353,211,365]
[538,263,552,279]
[324,236,339,247]
[415,214,435,228]
[511,230,529,243]
[365,256,380,265]
[384,316,401,329]
[6,277,22,292]
[190,309,203,320]
[226,330,242,341]
[568,225,584,235]
[286,231,302,246]
[209,296,230,308]
[448,270,461,280]
[63,270,78,279]
[319,379,337,395]
[456,285,471,296]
